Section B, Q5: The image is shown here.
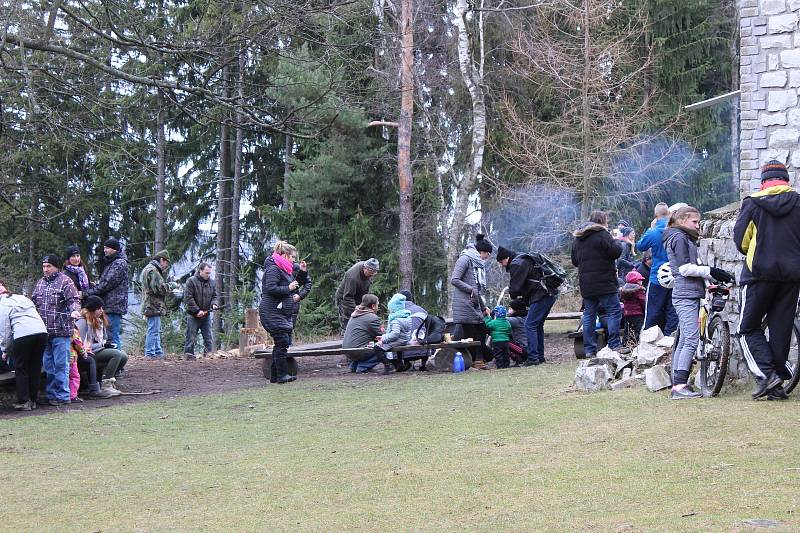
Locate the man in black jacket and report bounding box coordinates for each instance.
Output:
[183,262,219,360]
[496,246,559,365]
[571,210,628,356]
[734,160,800,400]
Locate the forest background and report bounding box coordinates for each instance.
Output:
[0,0,739,349]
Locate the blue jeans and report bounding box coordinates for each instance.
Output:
[184,314,213,355]
[643,283,678,335]
[582,293,623,355]
[526,294,557,363]
[107,313,123,349]
[145,316,164,358]
[43,336,70,402]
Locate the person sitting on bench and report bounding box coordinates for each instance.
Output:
[342,294,384,373]
[373,293,414,374]
[398,289,430,370]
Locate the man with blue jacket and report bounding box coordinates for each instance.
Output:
[636,202,678,335]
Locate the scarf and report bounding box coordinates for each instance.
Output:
[761,179,789,190]
[460,245,486,292]
[272,252,294,276]
[65,264,89,291]
[675,224,700,243]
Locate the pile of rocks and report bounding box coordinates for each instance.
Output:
[574,326,675,392]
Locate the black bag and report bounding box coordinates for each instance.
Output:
[415,314,446,344]
[528,252,566,293]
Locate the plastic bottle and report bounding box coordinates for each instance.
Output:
[453,351,465,373]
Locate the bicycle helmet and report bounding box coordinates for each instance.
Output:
[657,263,674,289]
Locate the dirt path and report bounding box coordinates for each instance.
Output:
[0,332,576,418]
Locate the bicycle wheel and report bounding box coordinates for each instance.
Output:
[698,315,730,397]
[782,322,800,394]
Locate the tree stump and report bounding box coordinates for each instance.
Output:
[261,355,298,380]
[430,347,473,372]
[239,327,270,356]
[245,308,259,329]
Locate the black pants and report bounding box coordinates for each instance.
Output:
[12,333,48,403]
[453,323,491,362]
[738,281,800,380]
[492,340,510,369]
[77,354,99,389]
[269,330,292,382]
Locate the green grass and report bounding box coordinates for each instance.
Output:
[2,366,800,532]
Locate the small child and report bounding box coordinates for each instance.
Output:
[69,329,83,403]
[619,270,646,345]
[506,299,529,366]
[484,305,513,369]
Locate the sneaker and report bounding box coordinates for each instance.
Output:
[670,387,703,400]
[753,373,783,400]
[767,386,789,401]
[184,353,197,361]
[70,397,84,403]
[48,399,70,406]
[13,400,35,411]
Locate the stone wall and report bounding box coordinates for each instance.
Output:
[739,0,800,196]
[698,202,750,379]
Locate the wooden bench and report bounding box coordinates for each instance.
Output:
[253,340,481,379]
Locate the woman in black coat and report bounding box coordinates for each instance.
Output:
[259,241,301,384]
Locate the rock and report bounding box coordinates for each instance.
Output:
[575,365,611,392]
[656,335,675,349]
[767,89,798,112]
[639,326,664,344]
[610,375,645,391]
[645,365,672,392]
[622,367,632,379]
[615,358,634,378]
[587,357,617,375]
[634,342,668,368]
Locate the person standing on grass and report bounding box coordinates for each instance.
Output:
[734,160,800,400]
[495,245,559,366]
[571,211,629,357]
[664,205,733,400]
[484,305,512,369]
[637,203,678,335]
[31,254,82,406]
[451,234,493,369]
[260,241,301,384]
[141,250,174,360]
[0,280,48,411]
[183,262,219,360]
[85,237,129,349]
[334,258,379,335]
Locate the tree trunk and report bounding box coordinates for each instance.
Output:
[447,0,488,315]
[155,92,166,251]
[397,0,414,291]
[283,133,292,208]
[580,0,591,221]
[231,46,245,317]
[214,65,232,348]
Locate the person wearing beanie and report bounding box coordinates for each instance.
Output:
[734,160,800,400]
[85,237,129,349]
[334,258,380,335]
[76,295,128,398]
[374,293,414,374]
[140,250,174,359]
[619,270,646,345]
[616,226,637,285]
[483,305,512,369]
[63,245,91,299]
[451,234,493,369]
[496,245,560,365]
[31,254,82,406]
[637,202,678,336]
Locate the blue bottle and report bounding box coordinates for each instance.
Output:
[453,351,465,373]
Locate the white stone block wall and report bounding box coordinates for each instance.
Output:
[739,0,800,196]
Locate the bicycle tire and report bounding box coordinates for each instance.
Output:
[698,315,730,397]
[782,322,800,394]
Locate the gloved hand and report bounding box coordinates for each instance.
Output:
[709,267,734,283]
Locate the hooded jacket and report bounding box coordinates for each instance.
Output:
[571,223,622,298]
[184,273,218,317]
[140,259,171,317]
[663,226,712,299]
[0,293,47,353]
[32,271,82,338]
[619,283,646,316]
[85,250,129,315]
[259,256,298,333]
[733,185,800,283]
[636,218,669,285]
[450,246,487,324]
[505,251,553,304]
[342,306,383,349]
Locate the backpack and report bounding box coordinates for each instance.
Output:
[526,252,567,293]
[415,314,447,344]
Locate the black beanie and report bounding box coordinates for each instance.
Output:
[65,245,81,259]
[84,295,104,312]
[761,160,790,182]
[399,289,413,302]
[474,234,493,253]
[42,254,61,268]
[103,237,122,251]
[509,299,528,314]
[496,246,513,262]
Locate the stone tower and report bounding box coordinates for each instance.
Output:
[739,0,800,196]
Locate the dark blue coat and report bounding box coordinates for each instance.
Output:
[259,257,297,333]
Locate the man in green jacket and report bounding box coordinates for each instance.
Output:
[334,258,379,334]
[141,250,173,359]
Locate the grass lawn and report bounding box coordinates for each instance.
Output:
[2,365,800,532]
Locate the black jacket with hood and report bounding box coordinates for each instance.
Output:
[506,251,554,304]
[259,256,298,333]
[733,185,800,284]
[571,223,622,298]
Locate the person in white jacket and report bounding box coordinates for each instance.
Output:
[0,281,48,410]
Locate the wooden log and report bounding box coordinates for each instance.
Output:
[239,327,270,356]
[245,308,260,328]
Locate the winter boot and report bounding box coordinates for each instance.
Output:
[100,378,122,397]
[88,382,114,399]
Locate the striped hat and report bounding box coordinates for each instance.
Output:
[761,160,790,182]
